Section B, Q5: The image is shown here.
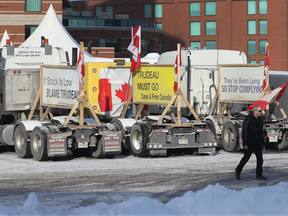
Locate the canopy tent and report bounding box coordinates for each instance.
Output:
[20,4,93,63]
[0,30,13,48]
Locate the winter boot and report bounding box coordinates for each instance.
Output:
[235,169,240,180]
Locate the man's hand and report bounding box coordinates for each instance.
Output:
[244,145,248,150]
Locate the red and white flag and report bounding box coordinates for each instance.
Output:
[174,45,182,92]
[76,51,85,86]
[127,26,141,72]
[262,44,269,91]
[247,82,288,113]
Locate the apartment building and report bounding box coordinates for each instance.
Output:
[70,0,288,71]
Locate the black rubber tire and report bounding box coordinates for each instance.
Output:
[275,131,288,150]
[14,125,31,158]
[105,154,116,159]
[30,126,49,161]
[92,138,106,159]
[205,119,216,137]
[221,121,240,152]
[205,119,222,149]
[129,122,151,157]
[111,118,131,155]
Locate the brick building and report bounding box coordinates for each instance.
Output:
[1,0,288,71]
[0,0,66,47]
[70,0,288,71]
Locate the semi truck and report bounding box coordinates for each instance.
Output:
[0,41,122,160]
[105,61,218,157]
[151,48,288,152]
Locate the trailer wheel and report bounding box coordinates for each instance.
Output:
[111,118,130,155]
[92,137,106,159]
[205,119,221,149]
[275,131,288,150]
[30,126,49,161]
[14,125,31,158]
[130,122,150,157]
[221,121,240,152]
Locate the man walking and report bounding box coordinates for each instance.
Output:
[235,105,267,180]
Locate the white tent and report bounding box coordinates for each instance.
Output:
[20,4,93,63]
[0,30,13,48]
[20,4,160,64]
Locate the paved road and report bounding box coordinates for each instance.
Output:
[0,146,287,207]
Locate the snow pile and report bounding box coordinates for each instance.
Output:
[1,182,288,215]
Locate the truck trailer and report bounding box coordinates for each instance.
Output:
[0,41,122,160]
[152,48,288,151]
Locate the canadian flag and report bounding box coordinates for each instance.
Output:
[247,82,288,113]
[98,68,132,118]
[174,45,182,92]
[76,51,85,86]
[127,26,141,72]
[262,44,269,91]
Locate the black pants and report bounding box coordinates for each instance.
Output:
[236,145,263,177]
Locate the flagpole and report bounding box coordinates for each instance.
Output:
[80,41,84,126]
[177,43,181,126]
[265,43,269,90]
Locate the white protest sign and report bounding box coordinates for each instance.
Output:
[220,65,264,102]
[42,67,79,107]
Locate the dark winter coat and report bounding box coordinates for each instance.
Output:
[242,111,264,147]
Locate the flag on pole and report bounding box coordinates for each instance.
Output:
[174,45,182,92]
[76,51,85,86]
[262,44,269,91]
[247,82,288,113]
[127,26,141,72]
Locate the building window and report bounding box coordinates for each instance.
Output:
[141,39,151,57]
[190,41,201,50]
[155,4,162,18]
[259,20,267,34]
[205,41,216,49]
[100,38,120,53]
[205,2,216,16]
[259,0,267,14]
[25,25,38,39]
[26,0,41,12]
[259,40,267,55]
[250,60,257,64]
[247,0,256,15]
[106,6,113,13]
[259,60,265,64]
[159,42,162,54]
[190,2,200,16]
[206,21,216,36]
[144,4,152,18]
[155,23,162,36]
[96,6,102,17]
[248,40,256,55]
[248,20,256,35]
[190,22,201,36]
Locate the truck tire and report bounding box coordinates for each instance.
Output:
[111,118,131,155]
[130,122,150,157]
[205,119,222,149]
[275,131,288,150]
[14,125,31,158]
[92,137,106,159]
[221,121,240,152]
[30,126,49,161]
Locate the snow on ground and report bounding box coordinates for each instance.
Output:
[1,149,288,215]
[0,182,288,215]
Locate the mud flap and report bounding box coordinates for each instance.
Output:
[101,131,122,154]
[47,132,70,157]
